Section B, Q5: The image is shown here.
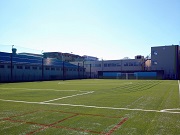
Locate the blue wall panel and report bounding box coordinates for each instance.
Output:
[103,72,121,77]
[135,72,157,77]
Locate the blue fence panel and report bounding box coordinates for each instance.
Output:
[135,72,157,77]
[103,72,121,77]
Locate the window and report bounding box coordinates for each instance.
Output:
[32,67,37,70]
[56,68,60,71]
[46,67,50,70]
[134,62,139,66]
[136,56,142,59]
[108,64,111,67]
[112,63,116,67]
[51,67,55,71]
[116,63,121,66]
[85,64,89,68]
[8,65,14,69]
[104,64,107,67]
[17,66,23,69]
[124,63,128,66]
[25,66,30,69]
[95,64,101,67]
[129,62,133,66]
[39,67,42,70]
[0,65,4,68]
[153,61,158,65]
[153,51,158,55]
[91,64,95,67]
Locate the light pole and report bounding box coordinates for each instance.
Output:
[62,54,65,81]
[101,59,103,79]
[11,45,14,82]
[83,60,85,79]
[41,50,44,81]
[84,63,91,79]
[101,58,104,71]
[90,64,91,79]
[78,63,80,79]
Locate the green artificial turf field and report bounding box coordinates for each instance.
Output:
[0,79,180,135]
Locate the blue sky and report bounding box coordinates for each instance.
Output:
[0,0,180,60]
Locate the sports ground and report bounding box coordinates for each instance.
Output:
[0,79,180,135]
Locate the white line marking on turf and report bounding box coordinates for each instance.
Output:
[0,88,83,92]
[0,99,179,114]
[57,82,133,85]
[160,108,180,114]
[42,91,94,103]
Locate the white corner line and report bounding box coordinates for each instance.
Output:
[178,80,180,105]
[0,98,180,114]
[42,91,94,103]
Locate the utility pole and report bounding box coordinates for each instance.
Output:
[83,60,84,79]
[11,45,14,82]
[78,63,80,79]
[41,50,44,81]
[63,61,65,81]
[62,54,65,81]
[90,64,91,79]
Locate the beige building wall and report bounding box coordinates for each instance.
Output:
[71,58,144,78]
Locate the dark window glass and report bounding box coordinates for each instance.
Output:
[8,65,14,68]
[0,65,4,68]
[32,67,37,70]
[46,67,50,70]
[51,68,55,70]
[56,68,60,71]
[17,66,23,69]
[25,66,30,69]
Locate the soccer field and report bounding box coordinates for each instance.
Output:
[0,79,180,135]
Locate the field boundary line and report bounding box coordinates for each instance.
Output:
[57,82,133,85]
[0,87,84,92]
[42,91,94,103]
[0,98,179,114]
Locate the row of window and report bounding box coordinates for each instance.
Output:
[124,62,141,66]
[153,51,158,55]
[104,63,121,67]
[152,61,158,65]
[0,65,84,71]
[84,62,142,67]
